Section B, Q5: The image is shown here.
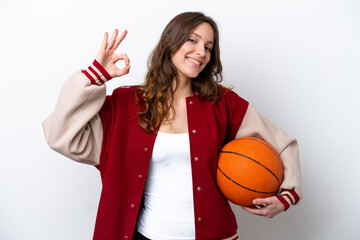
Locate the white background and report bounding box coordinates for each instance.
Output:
[1,0,359,239]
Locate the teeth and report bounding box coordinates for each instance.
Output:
[188,58,201,66]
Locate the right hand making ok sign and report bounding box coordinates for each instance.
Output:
[95,29,130,78]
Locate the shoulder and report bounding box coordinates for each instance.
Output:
[219,88,249,107]
[102,85,141,111]
[109,85,140,101]
[112,85,139,96]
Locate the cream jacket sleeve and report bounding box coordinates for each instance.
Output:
[236,104,302,203]
[42,70,106,165]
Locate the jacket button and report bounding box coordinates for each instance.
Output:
[198,217,202,221]
[192,130,196,133]
[144,147,149,152]
[124,236,129,240]
[194,157,198,161]
[130,204,135,209]
[197,187,201,191]
[189,101,193,104]
[138,174,143,180]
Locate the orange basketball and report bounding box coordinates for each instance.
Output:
[217,137,283,206]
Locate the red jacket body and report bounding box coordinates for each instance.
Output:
[94,86,248,240]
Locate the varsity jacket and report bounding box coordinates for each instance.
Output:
[43,60,302,240]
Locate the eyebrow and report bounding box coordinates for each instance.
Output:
[191,32,214,45]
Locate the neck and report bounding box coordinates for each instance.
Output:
[172,77,192,102]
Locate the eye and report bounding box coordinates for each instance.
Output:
[205,46,212,52]
[188,38,196,43]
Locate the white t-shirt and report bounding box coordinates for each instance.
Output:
[137,131,195,240]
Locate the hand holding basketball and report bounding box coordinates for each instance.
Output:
[96,29,130,78]
[241,196,285,218]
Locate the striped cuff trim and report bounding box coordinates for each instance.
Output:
[222,232,239,240]
[82,60,112,85]
[276,189,300,211]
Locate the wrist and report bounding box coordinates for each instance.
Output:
[275,189,300,211]
[82,59,112,85]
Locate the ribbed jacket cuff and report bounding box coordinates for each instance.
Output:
[82,59,112,85]
[276,189,300,211]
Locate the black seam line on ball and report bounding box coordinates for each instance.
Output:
[233,138,281,162]
[219,151,280,185]
[217,166,277,194]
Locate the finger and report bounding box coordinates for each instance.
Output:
[113,29,128,50]
[242,206,265,216]
[113,53,130,66]
[107,29,119,50]
[112,54,131,77]
[100,32,108,50]
[117,64,131,77]
[252,197,271,206]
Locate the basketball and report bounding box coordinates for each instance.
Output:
[217,137,283,207]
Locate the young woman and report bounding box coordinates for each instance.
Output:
[43,12,301,240]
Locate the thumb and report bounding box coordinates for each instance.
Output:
[252,198,268,206]
[115,64,131,77]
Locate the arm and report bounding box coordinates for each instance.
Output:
[43,65,107,165]
[43,29,130,165]
[236,104,302,217]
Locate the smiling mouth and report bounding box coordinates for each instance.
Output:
[187,57,202,66]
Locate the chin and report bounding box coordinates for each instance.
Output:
[187,71,201,79]
[189,74,199,79]
[178,68,203,80]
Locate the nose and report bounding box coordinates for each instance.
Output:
[195,43,206,57]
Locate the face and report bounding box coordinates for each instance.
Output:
[171,22,214,82]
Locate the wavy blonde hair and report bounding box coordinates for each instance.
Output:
[136,12,225,133]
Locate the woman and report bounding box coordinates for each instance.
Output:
[43,12,301,240]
